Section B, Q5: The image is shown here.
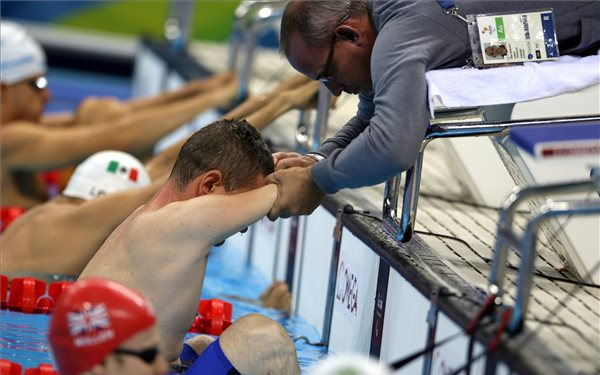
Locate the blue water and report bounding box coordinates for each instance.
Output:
[200,245,327,372]
[0,244,325,372]
[0,310,51,367]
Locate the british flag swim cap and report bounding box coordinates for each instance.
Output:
[48,278,156,375]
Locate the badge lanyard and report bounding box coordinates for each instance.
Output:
[437,0,560,68]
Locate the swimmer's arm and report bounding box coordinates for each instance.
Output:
[203,185,278,245]
[1,124,126,170]
[144,140,186,180]
[62,178,165,254]
[72,178,164,225]
[223,74,311,121]
[233,93,294,130]
[140,80,314,178]
[126,71,234,111]
[1,90,231,170]
[125,84,201,110]
[40,112,76,128]
[155,185,277,247]
[242,81,324,130]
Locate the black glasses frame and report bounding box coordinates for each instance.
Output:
[114,347,159,364]
[320,13,352,82]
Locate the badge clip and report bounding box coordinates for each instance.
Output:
[443,6,472,25]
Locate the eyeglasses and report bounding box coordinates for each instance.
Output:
[29,76,48,91]
[319,13,351,83]
[114,347,159,364]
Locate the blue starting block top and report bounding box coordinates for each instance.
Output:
[510,122,600,158]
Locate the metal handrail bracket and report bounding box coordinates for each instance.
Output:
[228,1,286,70]
[381,115,600,243]
[227,1,286,101]
[506,196,600,334]
[488,179,599,297]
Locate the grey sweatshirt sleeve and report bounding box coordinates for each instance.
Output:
[317,116,368,157]
[316,92,374,157]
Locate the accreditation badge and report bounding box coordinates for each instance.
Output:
[467,10,560,68]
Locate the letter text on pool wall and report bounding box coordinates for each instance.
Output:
[335,260,358,316]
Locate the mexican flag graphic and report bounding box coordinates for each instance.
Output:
[107,160,138,182]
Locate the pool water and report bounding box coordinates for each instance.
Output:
[0,310,51,368]
[0,243,326,372]
[199,244,327,372]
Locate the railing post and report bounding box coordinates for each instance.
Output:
[226,1,286,101]
[488,179,600,299]
[313,84,332,149]
[288,84,333,313]
[422,289,440,375]
[507,198,600,334]
[382,140,429,243]
[321,208,345,349]
[164,0,195,52]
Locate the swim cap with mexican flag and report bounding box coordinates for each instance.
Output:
[48,278,156,375]
[62,150,151,201]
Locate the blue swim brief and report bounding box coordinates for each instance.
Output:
[177,338,241,375]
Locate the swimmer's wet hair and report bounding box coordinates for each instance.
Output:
[170,119,274,192]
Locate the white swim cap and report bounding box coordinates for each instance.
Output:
[0,21,47,84]
[63,151,151,201]
[308,354,391,375]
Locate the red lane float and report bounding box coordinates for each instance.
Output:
[7,277,46,314]
[0,360,22,375]
[188,298,233,335]
[0,206,26,233]
[0,362,59,375]
[23,364,58,375]
[1,275,8,309]
[1,275,73,314]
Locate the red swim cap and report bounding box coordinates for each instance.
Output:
[48,278,156,375]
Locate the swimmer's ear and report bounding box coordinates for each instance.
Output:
[198,169,224,196]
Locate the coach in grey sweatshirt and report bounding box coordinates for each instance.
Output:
[267,0,600,220]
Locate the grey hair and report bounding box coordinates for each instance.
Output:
[279,0,368,56]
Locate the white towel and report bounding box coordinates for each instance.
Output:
[425,52,600,117]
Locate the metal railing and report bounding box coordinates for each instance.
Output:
[164,0,195,52]
[227,1,287,101]
[225,0,287,267]
[382,115,600,243]
[296,84,333,154]
[488,176,600,334]
[292,83,333,327]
